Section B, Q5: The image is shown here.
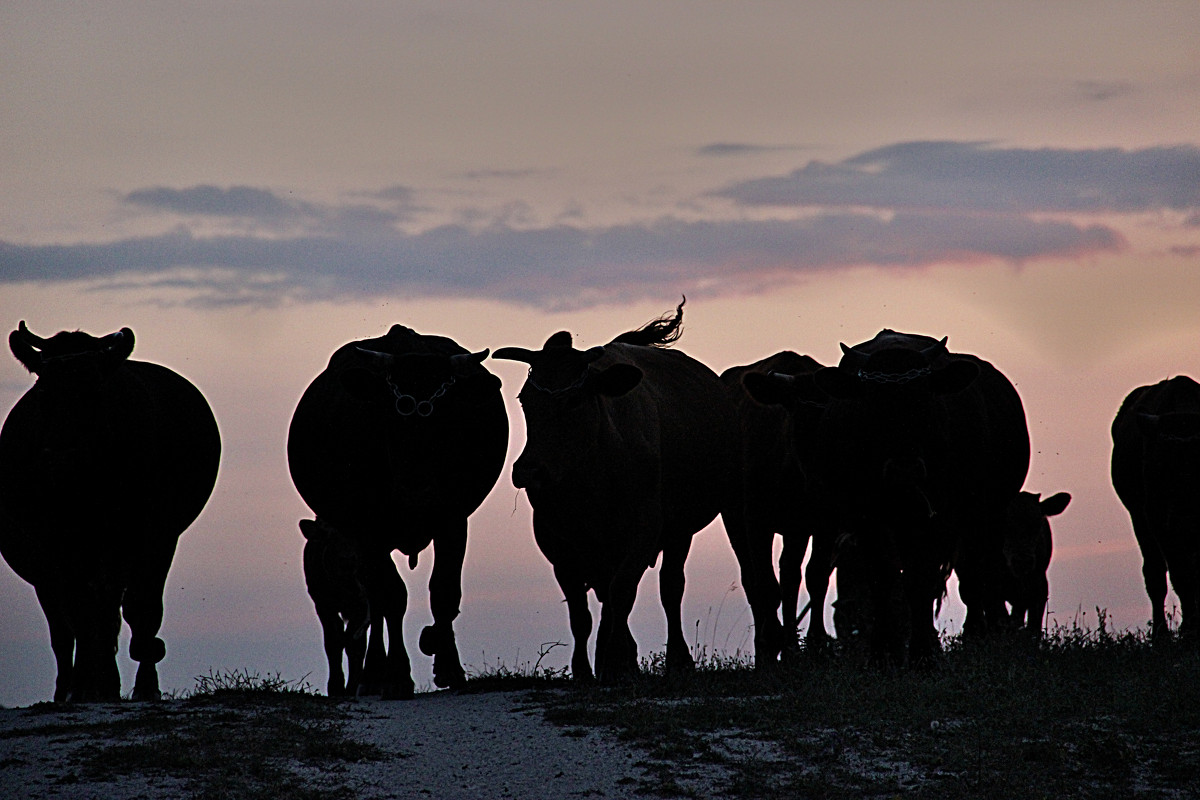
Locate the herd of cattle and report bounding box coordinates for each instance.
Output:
[0,302,1197,702]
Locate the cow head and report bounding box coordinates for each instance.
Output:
[494,331,642,492]
[1003,491,1070,578]
[10,321,135,383]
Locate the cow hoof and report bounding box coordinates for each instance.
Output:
[433,661,466,690]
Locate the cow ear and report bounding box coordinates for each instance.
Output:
[814,366,862,400]
[929,360,978,395]
[743,371,794,406]
[591,363,642,397]
[1040,492,1071,517]
[340,367,386,401]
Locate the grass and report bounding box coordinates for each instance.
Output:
[525,615,1200,799]
[3,620,1198,798]
[2,669,388,800]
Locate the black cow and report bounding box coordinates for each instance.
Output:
[999,491,1071,633]
[1112,375,1200,639]
[0,322,220,701]
[750,330,1029,664]
[726,352,836,655]
[288,325,507,697]
[300,517,401,697]
[494,300,751,680]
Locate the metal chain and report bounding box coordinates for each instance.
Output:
[855,366,932,385]
[387,374,456,417]
[525,366,589,396]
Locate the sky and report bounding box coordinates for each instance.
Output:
[2,1,1199,707]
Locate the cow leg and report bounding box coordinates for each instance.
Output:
[313,602,349,696]
[34,585,75,702]
[553,563,595,681]
[1142,548,1170,639]
[596,559,648,683]
[420,520,467,690]
[779,531,807,655]
[360,608,387,695]
[69,581,123,702]
[1025,572,1050,636]
[802,531,836,649]
[343,612,369,696]
[367,553,414,700]
[122,543,177,701]
[723,508,784,668]
[660,536,695,675]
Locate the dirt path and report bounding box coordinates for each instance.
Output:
[0,691,655,799]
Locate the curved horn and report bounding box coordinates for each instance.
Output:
[450,349,489,370]
[354,347,397,369]
[838,342,869,370]
[15,321,48,347]
[103,326,134,349]
[921,336,949,360]
[492,346,537,364]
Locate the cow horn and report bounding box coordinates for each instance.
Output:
[492,346,537,364]
[921,336,949,359]
[16,321,48,348]
[103,327,135,354]
[838,342,869,370]
[450,349,489,370]
[355,347,396,369]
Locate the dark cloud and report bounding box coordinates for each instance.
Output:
[1074,80,1137,102]
[697,142,800,157]
[714,141,1200,214]
[124,185,306,219]
[0,211,1123,310]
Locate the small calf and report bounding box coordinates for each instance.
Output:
[300,517,374,696]
[1002,491,1071,633]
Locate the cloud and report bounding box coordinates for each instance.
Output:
[697,142,802,157]
[123,185,307,220]
[713,141,1200,214]
[9,139,1191,310]
[0,211,1123,310]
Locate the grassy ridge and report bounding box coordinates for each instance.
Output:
[530,619,1200,798]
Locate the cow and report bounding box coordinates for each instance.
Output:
[726,352,837,655]
[1000,491,1070,634]
[746,330,1029,665]
[0,322,220,702]
[288,324,507,698]
[300,516,401,697]
[493,300,760,680]
[1112,375,1200,640]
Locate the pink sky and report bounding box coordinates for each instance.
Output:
[2,2,1199,706]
